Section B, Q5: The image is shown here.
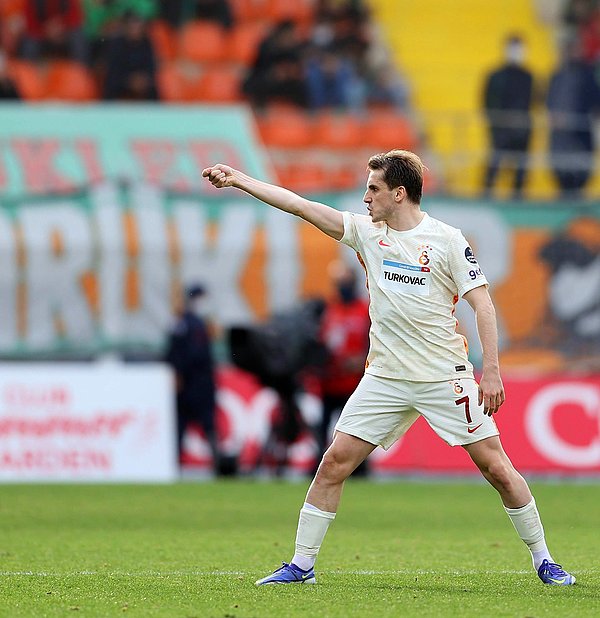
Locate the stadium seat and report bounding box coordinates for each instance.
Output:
[267,0,314,23]
[313,112,363,149]
[178,21,226,63]
[197,67,242,102]
[329,166,360,191]
[6,59,45,100]
[275,161,327,193]
[231,0,271,21]
[256,107,314,148]
[149,20,177,62]
[362,111,419,151]
[157,63,188,102]
[227,21,268,66]
[45,61,98,102]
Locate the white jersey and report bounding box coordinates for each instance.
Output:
[340,211,488,382]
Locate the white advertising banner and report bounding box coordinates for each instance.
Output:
[0,363,177,482]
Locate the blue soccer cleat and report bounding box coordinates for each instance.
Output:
[255,562,316,586]
[537,559,576,585]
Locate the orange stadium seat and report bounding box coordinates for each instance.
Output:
[45,61,98,101]
[179,21,226,63]
[256,107,314,148]
[329,166,360,191]
[197,67,242,102]
[227,21,268,66]
[313,112,363,149]
[149,20,177,61]
[275,161,327,193]
[362,111,419,151]
[267,0,314,23]
[7,59,45,100]
[231,0,271,21]
[157,63,188,102]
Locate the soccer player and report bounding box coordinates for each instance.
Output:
[202,150,575,587]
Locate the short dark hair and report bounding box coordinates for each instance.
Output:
[367,150,425,204]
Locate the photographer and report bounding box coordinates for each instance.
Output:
[228,299,326,474]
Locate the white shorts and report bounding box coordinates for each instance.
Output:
[335,374,499,449]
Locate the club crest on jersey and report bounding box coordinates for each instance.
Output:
[450,380,464,395]
[378,259,431,296]
[417,244,431,266]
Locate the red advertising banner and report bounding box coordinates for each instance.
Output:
[184,368,600,476]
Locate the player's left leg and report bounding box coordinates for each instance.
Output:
[464,436,575,585]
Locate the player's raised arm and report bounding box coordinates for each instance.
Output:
[202,164,344,240]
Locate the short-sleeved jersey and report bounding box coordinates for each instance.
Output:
[340,211,488,382]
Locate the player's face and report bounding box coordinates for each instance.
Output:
[363,169,399,223]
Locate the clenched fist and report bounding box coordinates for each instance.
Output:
[202,164,236,188]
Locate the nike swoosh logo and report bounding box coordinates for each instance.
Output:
[300,573,312,580]
[548,576,568,584]
[378,240,391,247]
[467,423,483,434]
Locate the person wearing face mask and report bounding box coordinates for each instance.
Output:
[164,284,220,472]
[315,260,370,472]
[482,34,534,199]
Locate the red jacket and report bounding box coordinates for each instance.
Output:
[319,298,370,396]
[25,0,83,38]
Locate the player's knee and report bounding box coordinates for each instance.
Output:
[317,449,355,484]
[485,459,517,490]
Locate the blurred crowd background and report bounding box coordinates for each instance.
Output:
[3,0,600,196]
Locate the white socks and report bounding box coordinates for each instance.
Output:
[291,498,554,573]
[505,498,553,570]
[291,502,336,571]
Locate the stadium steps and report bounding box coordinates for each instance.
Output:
[370,0,560,198]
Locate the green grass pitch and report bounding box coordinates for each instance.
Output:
[1,480,598,617]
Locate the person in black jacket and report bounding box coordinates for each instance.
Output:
[242,20,308,108]
[0,52,21,100]
[165,284,219,470]
[482,35,534,199]
[546,38,600,197]
[102,11,158,100]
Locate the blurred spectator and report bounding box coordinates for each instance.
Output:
[482,35,534,199]
[165,284,220,470]
[159,0,233,30]
[547,38,600,197]
[20,0,89,64]
[0,51,21,99]
[579,6,600,63]
[310,0,409,112]
[563,0,598,35]
[243,20,307,108]
[305,45,358,109]
[365,60,410,110]
[102,11,158,100]
[0,0,26,56]
[316,0,371,65]
[83,0,157,62]
[316,261,370,472]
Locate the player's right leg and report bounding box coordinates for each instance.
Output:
[255,431,375,585]
[257,374,417,587]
